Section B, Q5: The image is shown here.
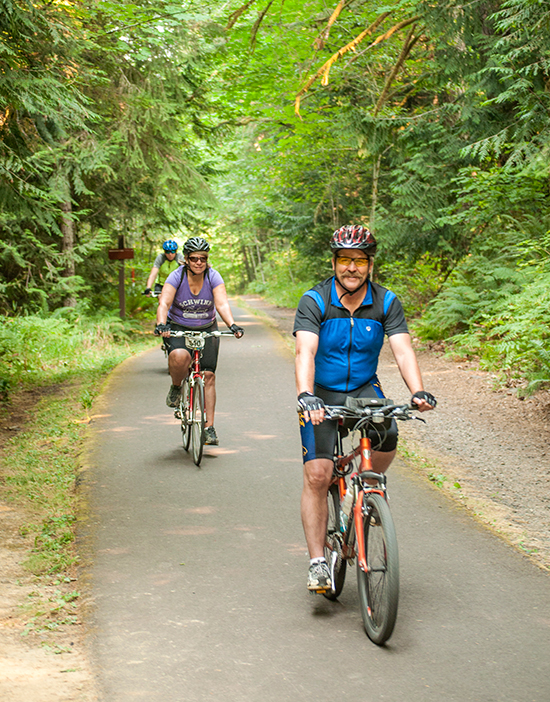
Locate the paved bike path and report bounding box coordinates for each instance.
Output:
[85,305,550,701]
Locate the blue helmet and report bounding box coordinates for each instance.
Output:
[162,240,178,253]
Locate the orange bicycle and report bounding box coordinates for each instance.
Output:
[323,397,422,645]
[170,329,234,467]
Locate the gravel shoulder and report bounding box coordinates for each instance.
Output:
[237,294,550,572]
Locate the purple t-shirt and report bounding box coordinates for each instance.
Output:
[165,266,224,328]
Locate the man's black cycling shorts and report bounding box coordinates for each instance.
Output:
[298,378,398,464]
[164,319,220,373]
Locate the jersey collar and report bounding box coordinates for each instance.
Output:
[331,276,372,308]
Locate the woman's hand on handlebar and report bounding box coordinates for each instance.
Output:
[154,323,171,338]
[230,323,244,338]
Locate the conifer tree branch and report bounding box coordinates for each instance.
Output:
[373,27,419,116]
[295,12,390,116]
[250,0,274,50]
[344,15,421,67]
[313,1,346,51]
[226,0,258,31]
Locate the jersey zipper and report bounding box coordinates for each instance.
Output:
[345,316,354,391]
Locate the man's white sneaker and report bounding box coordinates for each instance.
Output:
[307,561,332,592]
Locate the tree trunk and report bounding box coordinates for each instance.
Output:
[370,154,382,234]
[247,245,257,280]
[61,198,76,308]
[255,238,265,285]
[241,245,254,283]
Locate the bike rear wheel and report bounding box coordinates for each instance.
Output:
[323,483,347,600]
[191,377,205,466]
[357,492,399,645]
[180,378,191,451]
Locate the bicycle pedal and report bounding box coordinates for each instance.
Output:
[174,409,182,419]
[311,587,331,595]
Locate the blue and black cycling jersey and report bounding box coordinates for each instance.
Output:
[293,277,408,393]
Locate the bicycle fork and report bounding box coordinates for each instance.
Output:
[352,434,383,573]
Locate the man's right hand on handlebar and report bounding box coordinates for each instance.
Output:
[297,391,326,425]
[155,323,171,338]
[411,390,437,412]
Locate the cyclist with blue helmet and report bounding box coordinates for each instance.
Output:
[144,240,184,296]
[294,225,436,593]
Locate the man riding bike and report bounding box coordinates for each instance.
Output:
[155,236,244,446]
[293,224,436,592]
[144,239,184,296]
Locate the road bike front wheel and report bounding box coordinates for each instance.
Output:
[180,378,191,451]
[191,377,205,466]
[357,492,399,645]
[323,483,347,600]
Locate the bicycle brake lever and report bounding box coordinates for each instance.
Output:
[410,415,426,424]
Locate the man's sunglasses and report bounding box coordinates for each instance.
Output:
[336,255,371,267]
[188,255,208,263]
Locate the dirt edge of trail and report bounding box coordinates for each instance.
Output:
[236,294,550,573]
[0,387,99,702]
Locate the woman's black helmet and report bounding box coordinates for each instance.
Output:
[183,237,210,255]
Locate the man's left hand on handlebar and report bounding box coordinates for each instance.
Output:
[155,323,171,338]
[411,390,437,412]
[230,324,245,338]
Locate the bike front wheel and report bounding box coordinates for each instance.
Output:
[191,377,205,466]
[181,378,191,451]
[323,483,347,600]
[357,492,399,645]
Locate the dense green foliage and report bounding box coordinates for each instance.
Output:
[2,0,550,390]
[211,0,550,390]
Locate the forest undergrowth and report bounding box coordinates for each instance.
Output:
[0,315,155,613]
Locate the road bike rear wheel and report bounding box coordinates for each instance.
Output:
[180,378,191,451]
[323,483,347,600]
[191,377,205,466]
[357,492,399,645]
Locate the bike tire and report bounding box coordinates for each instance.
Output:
[191,377,205,466]
[323,483,347,600]
[181,378,191,451]
[357,492,399,645]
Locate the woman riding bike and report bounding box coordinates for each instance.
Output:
[155,237,244,446]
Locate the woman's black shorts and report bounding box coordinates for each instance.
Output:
[164,319,220,373]
[299,378,398,464]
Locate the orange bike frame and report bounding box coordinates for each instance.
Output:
[338,434,386,572]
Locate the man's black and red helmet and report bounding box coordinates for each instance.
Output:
[330,225,377,254]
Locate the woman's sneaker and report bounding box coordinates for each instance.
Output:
[166,384,181,408]
[204,426,219,445]
[307,561,332,592]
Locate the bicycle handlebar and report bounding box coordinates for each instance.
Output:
[168,330,236,338]
[324,402,416,422]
